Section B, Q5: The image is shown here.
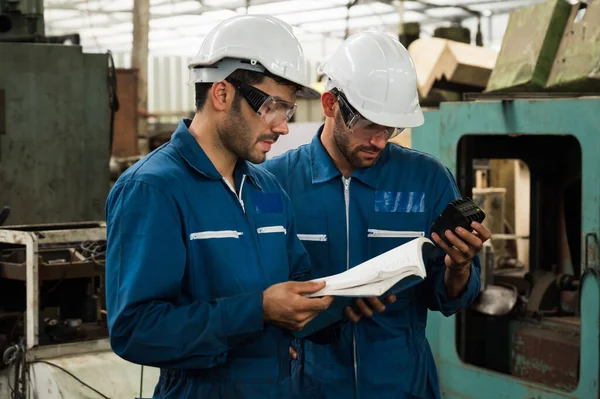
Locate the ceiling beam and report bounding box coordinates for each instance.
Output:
[44,0,537,47]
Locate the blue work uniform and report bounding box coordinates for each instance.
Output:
[262,126,481,399]
[105,119,311,398]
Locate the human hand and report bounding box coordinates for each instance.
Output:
[289,346,297,360]
[344,295,396,323]
[263,281,334,331]
[431,221,492,272]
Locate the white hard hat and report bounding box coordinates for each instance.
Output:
[318,30,424,128]
[188,14,320,100]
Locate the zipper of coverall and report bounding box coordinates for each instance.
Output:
[222,174,246,213]
[223,174,270,290]
[342,176,359,398]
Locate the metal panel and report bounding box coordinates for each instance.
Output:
[485,0,571,91]
[546,1,600,91]
[511,320,580,391]
[112,68,139,157]
[0,42,110,225]
[0,89,5,135]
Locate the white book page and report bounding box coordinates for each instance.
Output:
[318,269,418,297]
[306,237,433,297]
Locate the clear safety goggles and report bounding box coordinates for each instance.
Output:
[333,89,404,140]
[226,77,297,127]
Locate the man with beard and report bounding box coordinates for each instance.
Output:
[262,30,491,398]
[104,15,333,398]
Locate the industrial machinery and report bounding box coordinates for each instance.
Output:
[0,1,159,398]
[0,0,43,40]
[413,95,599,398]
[0,222,159,398]
[1,0,113,226]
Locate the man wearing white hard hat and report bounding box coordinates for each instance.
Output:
[105,14,333,398]
[263,30,491,398]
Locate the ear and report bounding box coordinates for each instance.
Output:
[321,91,336,118]
[209,81,230,112]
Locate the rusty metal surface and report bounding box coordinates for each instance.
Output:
[0,89,5,136]
[0,43,109,226]
[585,232,599,270]
[112,68,139,157]
[547,1,600,91]
[0,261,104,281]
[2,221,105,231]
[0,225,106,349]
[486,0,572,92]
[0,228,36,246]
[0,225,106,244]
[511,321,580,392]
[36,227,106,244]
[25,235,39,349]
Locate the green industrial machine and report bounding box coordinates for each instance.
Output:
[0,0,44,39]
[0,0,112,225]
[412,96,599,398]
[0,3,128,398]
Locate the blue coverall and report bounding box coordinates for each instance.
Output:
[262,126,481,399]
[105,119,311,398]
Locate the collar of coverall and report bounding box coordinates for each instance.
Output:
[310,124,386,189]
[172,118,263,190]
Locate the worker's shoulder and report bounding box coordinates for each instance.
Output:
[113,142,185,194]
[265,145,310,169]
[262,144,311,176]
[246,162,289,194]
[386,142,449,173]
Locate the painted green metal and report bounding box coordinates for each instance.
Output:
[0,0,45,39]
[486,0,571,92]
[412,97,600,399]
[546,1,600,92]
[0,42,110,225]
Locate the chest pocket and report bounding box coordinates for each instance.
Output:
[295,211,331,280]
[367,212,427,256]
[367,211,427,305]
[189,218,255,298]
[253,213,289,286]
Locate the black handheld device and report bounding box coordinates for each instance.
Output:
[430,198,486,246]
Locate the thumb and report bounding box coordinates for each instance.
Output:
[289,280,326,294]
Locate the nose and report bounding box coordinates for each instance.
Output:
[369,133,388,149]
[271,119,290,135]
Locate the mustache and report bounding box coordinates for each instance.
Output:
[257,134,279,143]
[356,145,380,153]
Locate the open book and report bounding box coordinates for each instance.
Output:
[293,237,436,338]
[307,236,434,297]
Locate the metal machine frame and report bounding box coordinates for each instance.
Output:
[0,222,109,360]
[412,97,599,399]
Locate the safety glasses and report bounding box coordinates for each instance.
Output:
[333,89,404,140]
[226,77,297,127]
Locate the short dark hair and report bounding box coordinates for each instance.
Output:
[194,68,302,112]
